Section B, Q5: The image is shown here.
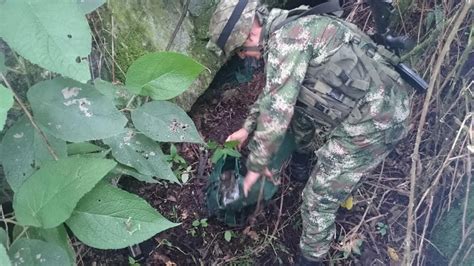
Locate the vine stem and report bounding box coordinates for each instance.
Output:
[166,0,191,51]
[0,74,59,160]
[402,1,471,264]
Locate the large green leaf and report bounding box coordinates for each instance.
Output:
[0,0,91,82]
[111,164,157,184]
[13,225,75,266]
[13,157,116,228]
[77,0,106,14]
[27,77,127,142]
[66,182,178,249]
[0,84,13,130]
[103,130,178,183]
[0,244,10,266]
[94,79,134,109]
[126,52,205,100]
[8,238,69,266]
[132,101,203,144]
[0,116,67,192]
[0,228,8,248]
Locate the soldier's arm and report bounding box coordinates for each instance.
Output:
[242,93,263,133]
[246,35,313,173]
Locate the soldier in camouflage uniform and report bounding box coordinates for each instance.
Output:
[207,0,412,264]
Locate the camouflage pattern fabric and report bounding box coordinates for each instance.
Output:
[241,11,412,260]
[207,0,259,57]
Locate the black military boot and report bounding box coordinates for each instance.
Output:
[288,152,312,182]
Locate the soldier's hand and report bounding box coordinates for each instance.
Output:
[226,128,249,150]
[243,168,272,197]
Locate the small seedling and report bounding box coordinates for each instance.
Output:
[128,256,140,266]
[165,144,192,183]
[224,230,233,242]
[192,218,208,228]
[189,218,209,237]
[207,140,241,163]
[376,222,389,236]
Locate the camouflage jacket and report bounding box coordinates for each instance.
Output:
[243,10,411,173]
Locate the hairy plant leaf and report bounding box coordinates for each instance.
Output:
[8,238,69,266]
[66,182,179,249]
[0,244,10,266]
[0,0,91,82]
[132,101,203,144]
[126,52,205,100]
[0,228,7,248]
[66,142,105,155]
[103,130,178,183]
[0,84,14,130]
[27,77,127,142]
[13,157,116,228]
[94,79,133,109]
[13,225,75,266]
[0,116,67,192]
[77,0,106,14]
[0,53,6,73]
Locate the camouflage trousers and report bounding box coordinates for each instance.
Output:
[290,103,410,260]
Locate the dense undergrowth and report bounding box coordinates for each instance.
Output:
[0,0,472,265]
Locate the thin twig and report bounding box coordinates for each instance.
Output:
[403,2,471,264]
[166,0,191,51]
[0,74,59,160]
[0,205,8,240]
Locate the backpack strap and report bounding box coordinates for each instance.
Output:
[272,0,342,32]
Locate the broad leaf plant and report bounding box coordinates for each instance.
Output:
[0,1,205,264]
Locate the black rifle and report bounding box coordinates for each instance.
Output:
[367,0,428,93]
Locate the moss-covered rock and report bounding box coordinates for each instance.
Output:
[98,0,221,111]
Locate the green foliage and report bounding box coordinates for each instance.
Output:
[224,230,233,242]
[104,131,178,183]
[110,164,156,184]
[66,142,105,156]
[0,1,204,261]
[126,52,205,100]
[0,84,13,130]
[27,77,128,142]
[128,256,140,266]
[0,244,11,266]
[376,222,388,236]
[0,116,67,192]
[192,218,209,228]
[78,0,106,14]
[0,228,7,248]
[94,79,134,109]
[132,101,203,144]
[8,238,69,266]
[66,182,179,249]
[0,0,92,82]
[208,140,241,163]
[165,144,191,183]
[13,225,75,265]
[13,158,116,228]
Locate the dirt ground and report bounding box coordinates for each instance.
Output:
[79,58,416,265]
